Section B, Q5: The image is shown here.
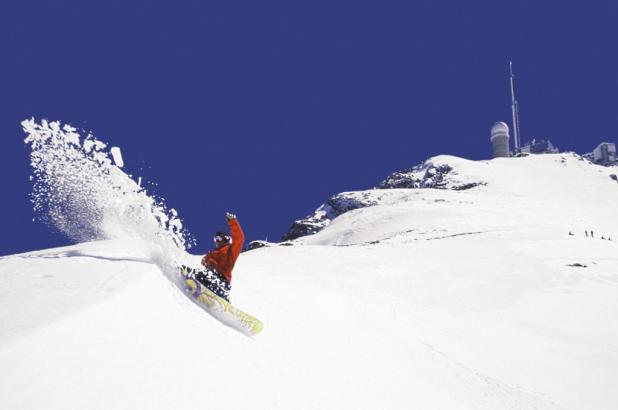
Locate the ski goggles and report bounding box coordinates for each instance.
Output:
[213,234,231,244]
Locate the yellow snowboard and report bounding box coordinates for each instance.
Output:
[179,266,263,336]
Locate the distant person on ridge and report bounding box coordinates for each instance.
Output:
[192,212,245,302]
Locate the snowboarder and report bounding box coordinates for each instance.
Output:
[194,212,245,302]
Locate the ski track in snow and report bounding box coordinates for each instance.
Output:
[421,342,563,409]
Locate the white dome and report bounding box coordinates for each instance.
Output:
[491,122,509,133]
[490,121,511,158]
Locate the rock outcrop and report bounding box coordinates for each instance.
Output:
[378,161,486,191]
[281,156,487,241]
[281,192,378,241]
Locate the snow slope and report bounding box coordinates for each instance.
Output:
[2,122,618,409]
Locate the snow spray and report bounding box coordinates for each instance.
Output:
[22,119,193,276]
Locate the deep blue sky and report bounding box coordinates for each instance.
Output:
[1,1,618,255]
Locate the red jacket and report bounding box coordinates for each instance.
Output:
[201,218,244,283]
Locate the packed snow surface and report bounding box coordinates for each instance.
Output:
[2,123,618,409]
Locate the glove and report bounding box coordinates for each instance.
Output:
[226,212,237,221]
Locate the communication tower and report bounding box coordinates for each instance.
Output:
[509,61,522,153]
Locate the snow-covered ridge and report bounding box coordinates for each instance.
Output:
[280,153,618,245]
[280,155,486,242]
[377,155,488,190]
[282,155,485,241]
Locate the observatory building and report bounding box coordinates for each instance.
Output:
[490,122,510,158]
[593,142,617,165]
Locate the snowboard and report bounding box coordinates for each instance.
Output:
[179,266,264,336]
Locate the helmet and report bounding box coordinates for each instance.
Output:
[213,231,231,245]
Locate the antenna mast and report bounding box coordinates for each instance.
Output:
[509,61,522,153]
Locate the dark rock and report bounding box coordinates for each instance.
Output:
[281,192,378,241]
[246,240,270,251]
[378,161,485,191]
[567,263,588,268]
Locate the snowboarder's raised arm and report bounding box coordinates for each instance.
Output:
[226,212,245,256]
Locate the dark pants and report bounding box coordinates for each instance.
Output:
[182,265,231,302]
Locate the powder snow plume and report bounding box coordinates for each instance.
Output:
[22,118,193,273]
